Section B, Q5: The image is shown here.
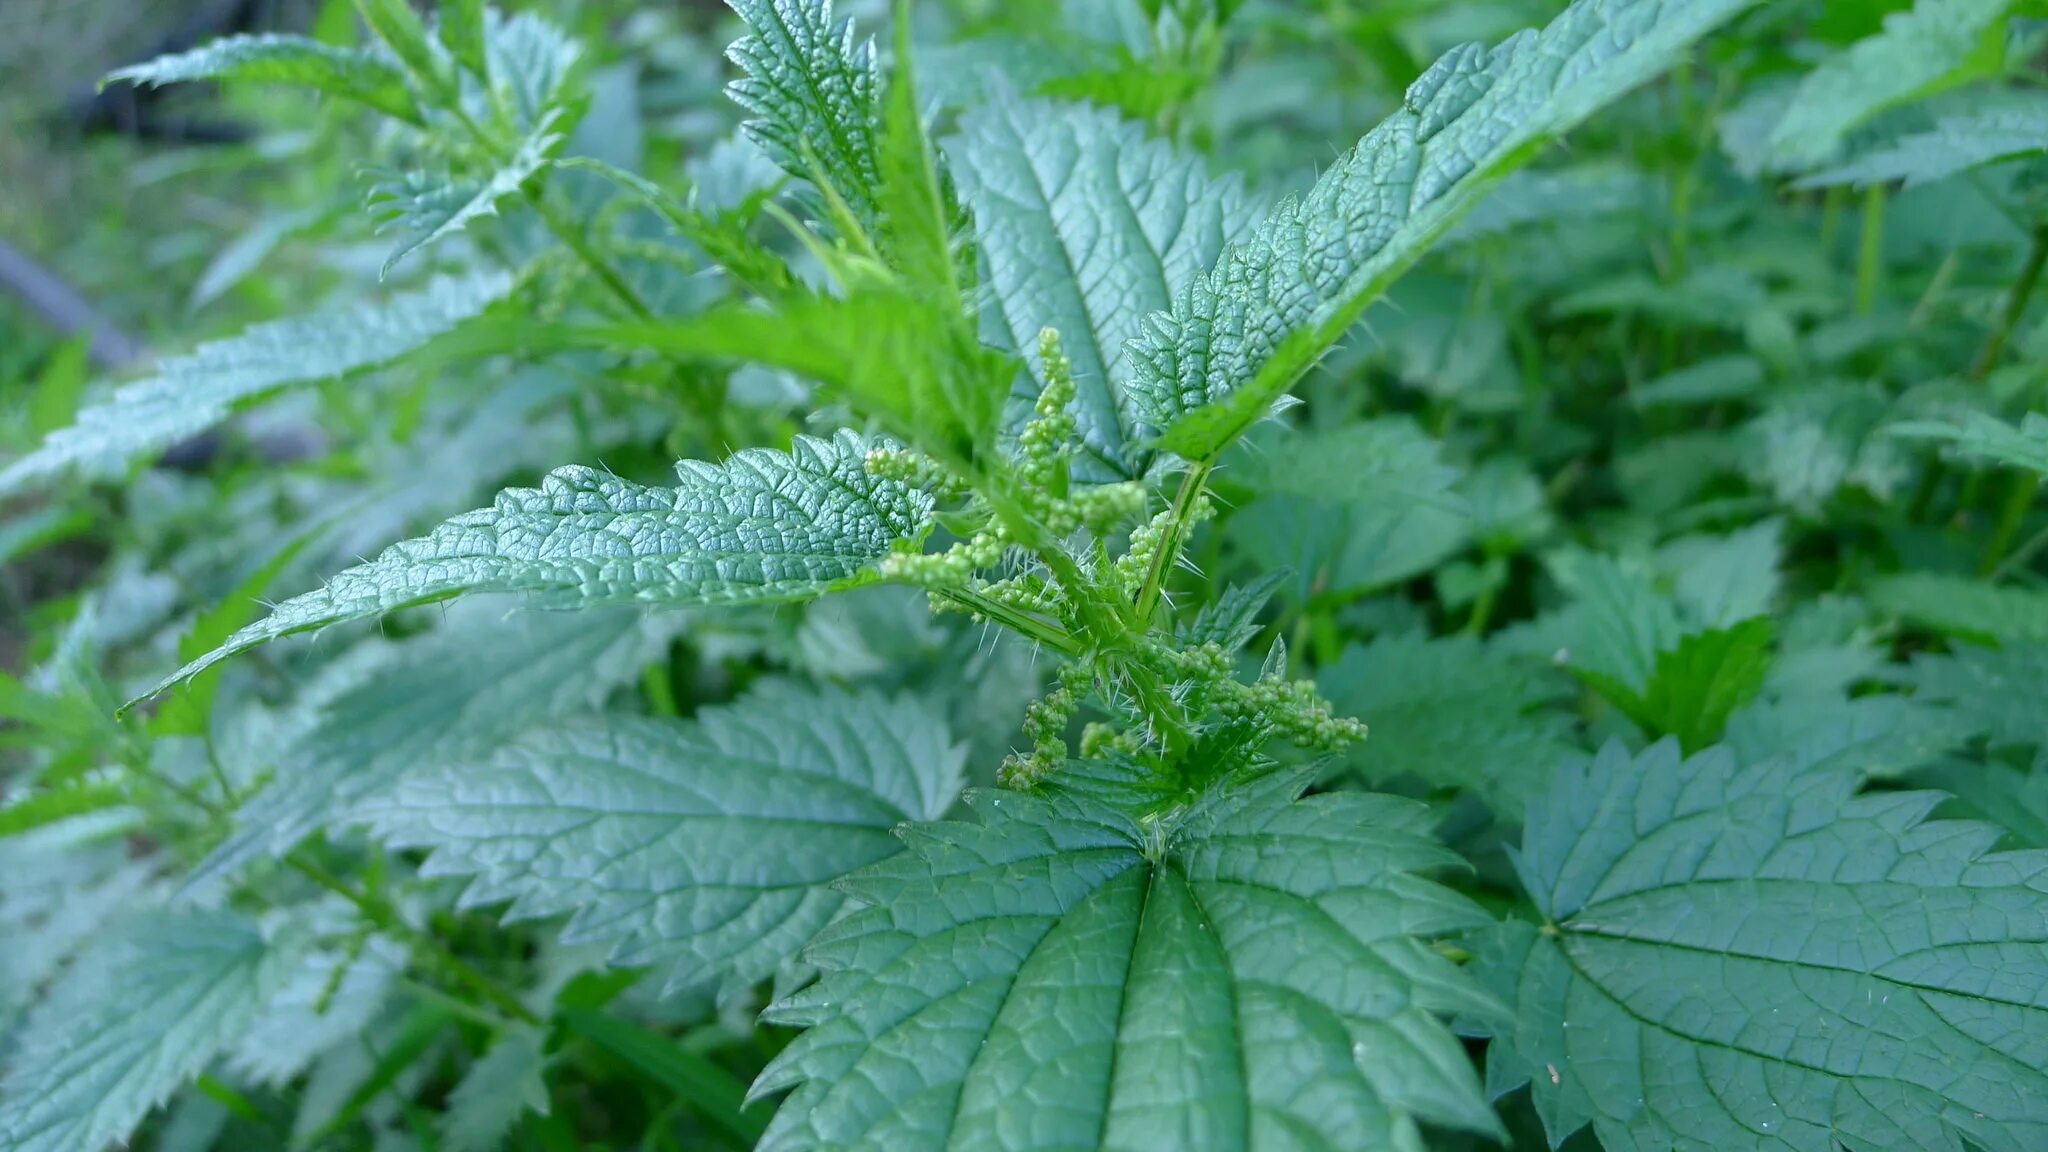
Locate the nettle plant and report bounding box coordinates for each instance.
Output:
[6,0,2048,1150]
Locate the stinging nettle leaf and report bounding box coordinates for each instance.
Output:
[187,605,669,892]
[1758,0,2013,173]
[0,910,294,1152]
[354,683,964,1000]
[1319,632,1578,819]
[1797,95,2048,189]
[752,765,1503,1152]
[726,0,883,231]
[1472,737,2048,1152]
[950,94,1260,480]
[1891,410,2048,478]
[152,431,934,695]
[439,1025,550,1152]
[1868,571,2048,644]
[104,33,421,123]
[370,115,561,277]
[1122,0,1757,465]
[0,270,514,496]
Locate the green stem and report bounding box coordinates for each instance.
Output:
[1134,462,1214,625]
[526,189,656,320]
[1855,183,1886,315]
[1979,473,2040,578]
[291,856,540,1026]
[125,755,539,1027]
[1972,226,2048,381]
[936,588,1082,655]
[1991,517,2048,582]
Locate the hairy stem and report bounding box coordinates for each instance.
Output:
[291,856,540,1026]
[1135,462,1214,624]
[937,588,1082,655]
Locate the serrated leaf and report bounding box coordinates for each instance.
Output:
[354,683,964,999]
[1656,519,1783,629]
[1798,94,2048,188]
[480,10,581,132]
[950,95,1258,479]
[1725,693,1966,781]
[0,271,513,496]
[1911,760,2048,848]
[1905,643,2048,750]
[1319,633,1578,818]
[1505,550,1684,698]
[752,766,1501,1152]
[439,1025,550,1152]
[229,922,408,1088]
[1176,573,1285,653]
[1627,617,1777,751]
[104,33,421,123]
[1760,0,2013,173]
[370,117,559,276]
[154,431,932,694]
[1473,738,2048,1152]
[1225,420,1471,604]
[1743,383,1907,512]
[1869,571,2048,643]
[0,822,154,1034]
[1122,0,1756,464]
[185,605,670,890]
[0,911,292,1152]
[727,0,882,231]
[1892,410,2048,477]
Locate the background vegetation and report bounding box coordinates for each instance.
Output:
[4,1,2048,1150]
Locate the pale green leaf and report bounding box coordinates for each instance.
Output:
[1474,738,2048,1152]
[1798,95,2048,188]
[726,0,881,229]
[752,766,1502,1152]
[950,95,1258,479]
[1892,410,2048,477]
[1502,550,1684,698]
[1761,0,2013,172]
[185,604,672,889]
[355,683,963,999]
[0,271,513,496]
[1224,420,1471,603]
[1910,760,2048,848]
[1656,519,1783,629]
[230,920,408,1088]
[153,431,933,693]
[1725,693,1966,781]
[1629,353,1765,409]
[1905,643,2048,751]
[1318,633,1578,818]
[0,911,292,1152]
[1123,0,1757,463]
[1868,571,2048,643]
[370,117,560,276]
[1743,383,1908,512]
[104,33,420,123]
[480,10,582,132]
[439,1025,550,1152]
